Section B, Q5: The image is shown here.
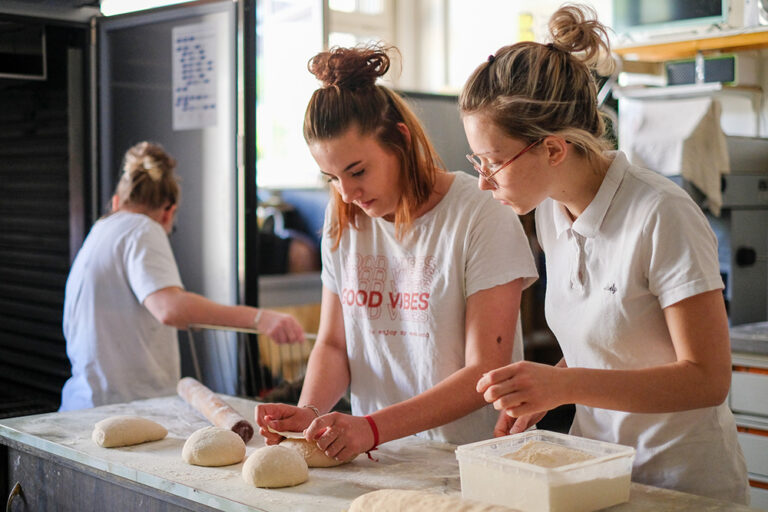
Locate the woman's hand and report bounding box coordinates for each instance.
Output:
[493,409,546,437]
[256,310,306,344]
[305,412,375,462]
[255,403,317,445]
[477,361,564,419]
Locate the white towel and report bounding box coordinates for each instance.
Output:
[618,97,730,215]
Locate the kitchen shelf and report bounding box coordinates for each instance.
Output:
[613,29,768,134]
[614,26,768,63]
[614,82,763,100]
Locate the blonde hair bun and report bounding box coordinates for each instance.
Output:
[115,141,180,212]
[548,3,613,73]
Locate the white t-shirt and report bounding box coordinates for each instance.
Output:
[321,172,538,445]
[60,211,184,411]
[536,151,748,504]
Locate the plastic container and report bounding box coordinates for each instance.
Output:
[455,430,635,512]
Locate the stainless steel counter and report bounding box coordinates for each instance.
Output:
[0,395,758,511]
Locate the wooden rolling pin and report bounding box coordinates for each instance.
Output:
[177,377,254,443]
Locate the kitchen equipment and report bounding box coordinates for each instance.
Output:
[675,136,768,325]
[729,321,768,508]
[455,430,635,512]
[186,323,317,401]
[177,377,253,443]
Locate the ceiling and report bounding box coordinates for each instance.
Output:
[0,0,101,22]
[17,0,99,6]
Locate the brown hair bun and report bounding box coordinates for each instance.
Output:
[308,45,391,90]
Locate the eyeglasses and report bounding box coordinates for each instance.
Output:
[466,138,543,190]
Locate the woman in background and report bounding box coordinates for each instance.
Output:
[61,141,305,411]
[462,4,748,503]
[255,45,538,461]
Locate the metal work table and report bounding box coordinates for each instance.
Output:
[0,395,759,511]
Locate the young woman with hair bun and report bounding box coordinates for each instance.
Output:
[61,141,305,411]
[255,45,538,461]
[462,4,748,503]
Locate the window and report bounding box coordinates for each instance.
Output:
[256,0,323,189]
[328,0,393,48]
[255,0,611,189]
[256,0,395,189]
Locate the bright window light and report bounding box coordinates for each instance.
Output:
[256,0,323,189]
[100,0,195,16]
[329,0,383,14]
[329,0,355,13]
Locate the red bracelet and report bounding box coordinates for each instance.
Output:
[364,415,379,461]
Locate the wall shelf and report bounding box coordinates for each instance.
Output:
[613,28,768,135]
[614,27,768,63]
[614,82,763,100]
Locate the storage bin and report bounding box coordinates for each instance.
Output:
[455,430,635,512]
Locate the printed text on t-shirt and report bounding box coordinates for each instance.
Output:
[341,253,437,322]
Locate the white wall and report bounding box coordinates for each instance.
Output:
[446,0,612,91]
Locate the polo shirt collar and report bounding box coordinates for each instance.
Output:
[552,150,628,238]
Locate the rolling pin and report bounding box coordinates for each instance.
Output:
[177,377,254,443]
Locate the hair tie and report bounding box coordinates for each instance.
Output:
[142,156,162,182]
[487,54,495,63]
[546,42,566,53]
[145,167,162,182]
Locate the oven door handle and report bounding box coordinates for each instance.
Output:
[6,482,22,512]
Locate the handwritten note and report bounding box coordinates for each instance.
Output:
[172,22,217,130]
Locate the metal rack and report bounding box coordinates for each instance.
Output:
[185,323,316,400]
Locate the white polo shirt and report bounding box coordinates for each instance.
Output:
[536,151,748,504]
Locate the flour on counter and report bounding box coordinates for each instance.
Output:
[0,395,464,511]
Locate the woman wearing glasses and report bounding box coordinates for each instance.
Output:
[255,45,538,461]
[460,4,747,504]
[61,141,305,411]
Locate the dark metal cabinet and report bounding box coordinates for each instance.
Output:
[2,440,217,512]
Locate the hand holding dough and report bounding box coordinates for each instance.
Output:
[279,438,347,467]
[242,445,308,488]
[267,425,347,467]
[183,426,245,466]
[92,416,167,448]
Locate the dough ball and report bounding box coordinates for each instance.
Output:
[349,489,514,511]
[242,445,308,488]
[92,415,167,448]
[182,426,245,467]
[279,438,347,468]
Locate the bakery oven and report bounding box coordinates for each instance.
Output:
[675,136,768,326]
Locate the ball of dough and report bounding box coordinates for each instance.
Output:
[242,445,308,488]
[92,415,167,448]
[348,489,514,511]
[182,426,246,467]
[279,438,347,467]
